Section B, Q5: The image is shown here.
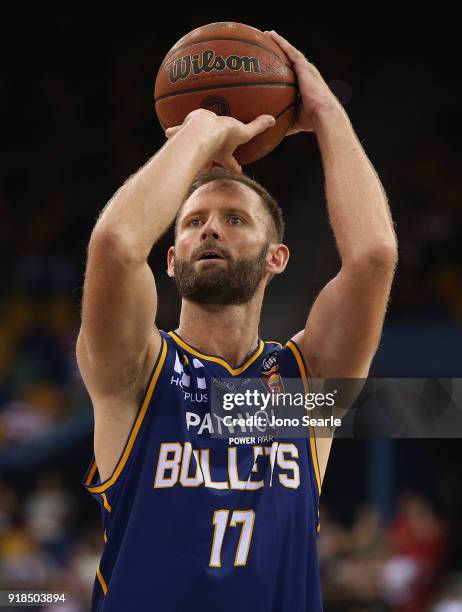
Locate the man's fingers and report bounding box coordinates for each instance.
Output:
[200,161,214,173]
[165,125,181,138]
[220,155,242,174]
[245,114,276,138]
[265,30,306,64]
[213,157,242,174]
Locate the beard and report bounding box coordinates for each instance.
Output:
[173,242,269,306]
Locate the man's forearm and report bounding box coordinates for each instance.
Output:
[92,120,222,260]
[313,105,397,265]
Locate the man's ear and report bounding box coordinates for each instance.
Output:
[266,243,290,276]
[167,246,175,278]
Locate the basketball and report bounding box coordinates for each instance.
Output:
[154,22,298,165]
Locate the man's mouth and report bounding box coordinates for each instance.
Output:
[197,250,225,261]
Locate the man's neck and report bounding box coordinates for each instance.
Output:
[175,297,262,369]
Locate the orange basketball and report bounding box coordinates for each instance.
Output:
[154,22,298,165]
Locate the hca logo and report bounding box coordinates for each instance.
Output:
[168,49,262,83]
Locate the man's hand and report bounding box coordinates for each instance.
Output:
[165,109,275,173]
[265,31,343,135]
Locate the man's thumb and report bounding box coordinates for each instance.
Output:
[248,115,276,135]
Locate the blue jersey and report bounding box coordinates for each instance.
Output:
[83,330,322,611]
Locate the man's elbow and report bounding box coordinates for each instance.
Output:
[348,240,398,277]
[367,240,398,270]
[88,225,146,266]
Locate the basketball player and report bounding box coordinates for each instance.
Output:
[77,31,397,611]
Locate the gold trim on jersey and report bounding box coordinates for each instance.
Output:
[86,461,98,486]
[85,336,168,494]
[168,331,264,375]
[285,340,322,500]
[102,493,112,512]
[96,566,108,595]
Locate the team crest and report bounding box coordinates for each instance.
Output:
[260,351,285,395]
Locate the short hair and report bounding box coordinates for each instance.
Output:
[175,167,285,243]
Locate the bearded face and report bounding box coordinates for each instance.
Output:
[173,241,269,306]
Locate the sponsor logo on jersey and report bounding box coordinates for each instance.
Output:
[170,351,208,403]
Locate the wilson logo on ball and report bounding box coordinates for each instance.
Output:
[167,49,262,83]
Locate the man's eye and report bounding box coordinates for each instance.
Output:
[190,218,203,227]
[228,216,243,225]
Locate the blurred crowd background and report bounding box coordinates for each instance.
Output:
[1,6,461,611]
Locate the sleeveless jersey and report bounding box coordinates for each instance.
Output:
[83,330,322,611]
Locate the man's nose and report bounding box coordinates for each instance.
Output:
[200,219,221,240]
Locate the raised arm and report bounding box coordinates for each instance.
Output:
[77,110,275,402]
[267,31,398,484]
[294,105,397,379]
